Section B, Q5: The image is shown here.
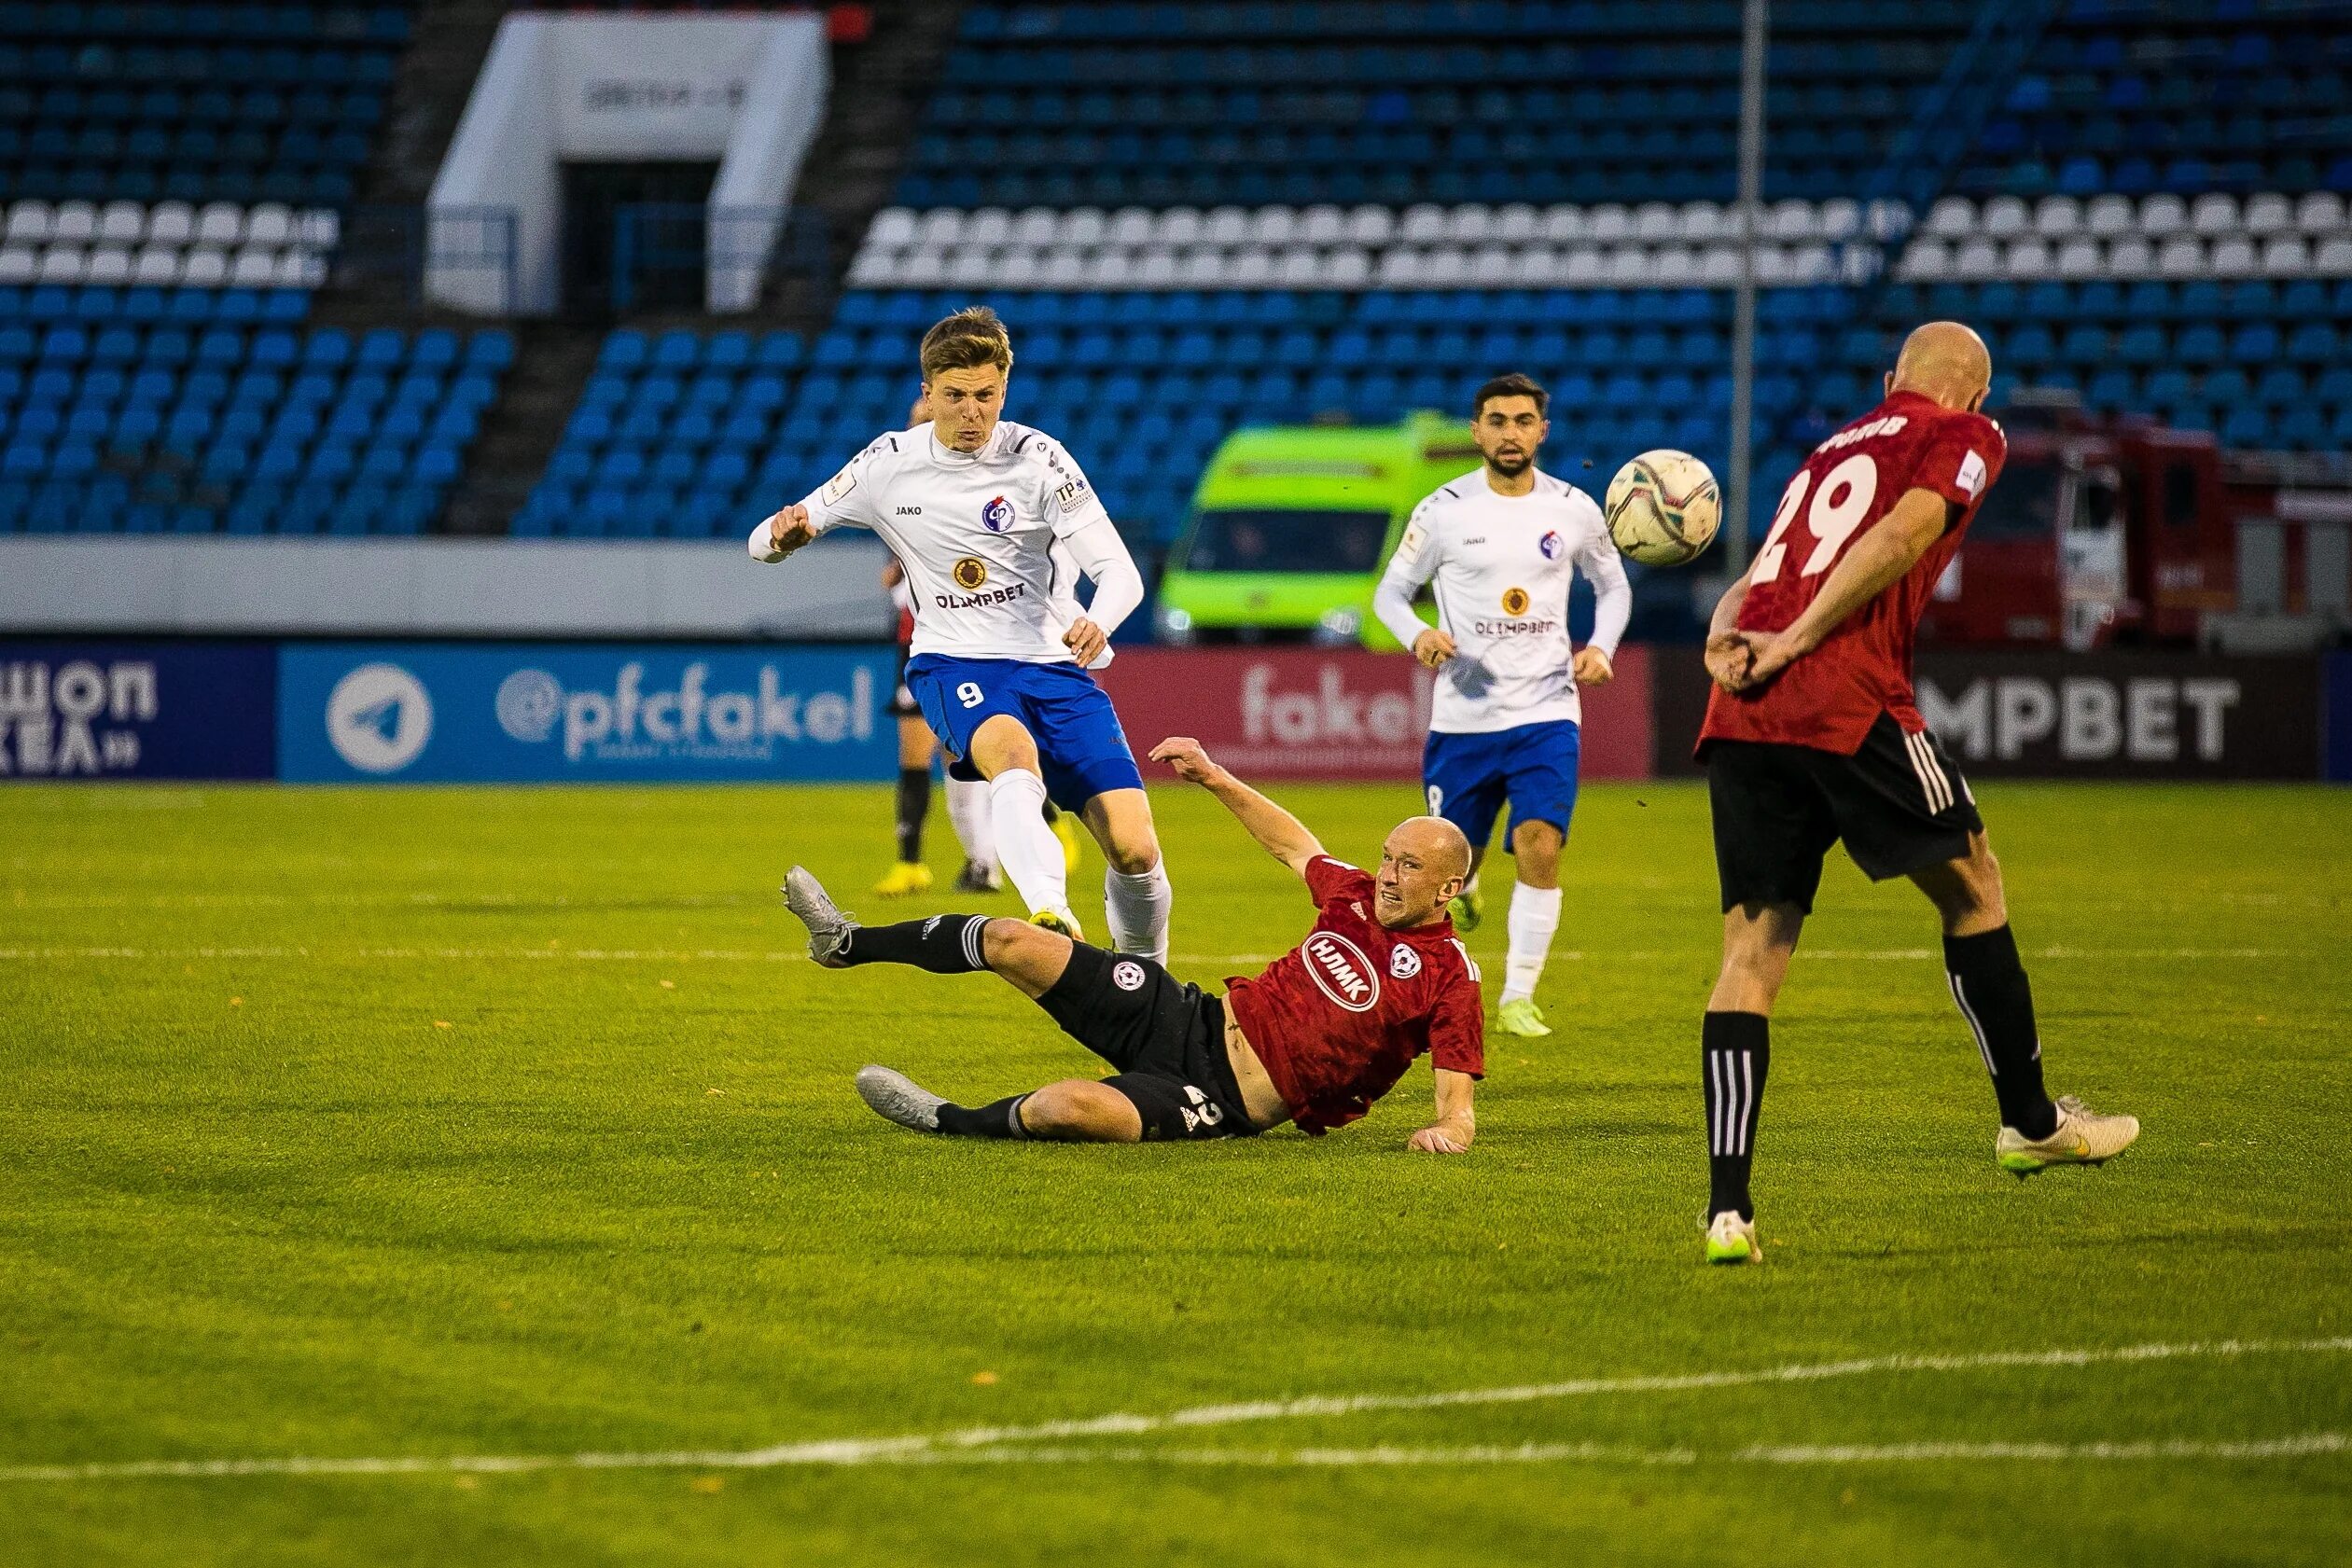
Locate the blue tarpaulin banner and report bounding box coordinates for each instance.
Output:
[277,643,898,784]
[0,640,275,780]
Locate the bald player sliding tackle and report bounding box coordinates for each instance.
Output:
[780,738,1486,1152]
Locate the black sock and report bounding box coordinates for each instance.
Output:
[1704,1011,1770,1221]
[1944,923,2056,1139]
[840,913,991,974]
[937,1094,1031,1139]
[895,767,929,864]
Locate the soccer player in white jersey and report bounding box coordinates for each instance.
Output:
[1372,373,1631,1038]
[750,308,1172,959]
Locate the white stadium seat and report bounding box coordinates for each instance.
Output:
[2033,196,2081,238]
[1587,203,1634,243]
[2055,238,2104,279]
[1767,198,1819,241]
[2207,235,2257,276]
[50,201,97,243]
[2138,194,2188,237]
[1155,207,1203,245]
[1105,207,1153,245]
[2244,193,2292,237]
[1678,201,1726,242]
[195,201,243,246]
[2296,192,2346,234]
[83,246,132,285]
[2261,235,2313,277]
[0,246,33,284]
[2085,194,2135,238]
[2106,235,2154,276]
[913,209,963,245]
[2317,236,2352,272]
[1633,201,1678,242]
[1538,204,1586,243]
[867,207,917,247]
[1894,237,1952,281]
[1060,208,1107,246]
[1399,204,1447,243]
[132,245,181,284]
[1818,198,1861,241]
[36,244,85,284]
[1227,247,1274,286]
[98,201,145,244]
[1700,245,1745,285]
[2155,235,2207,277]
[2003,237,2053,276]
[1494,202,1539,243]
[1301,204,1348,244]
[4,200,51,243]
[2189,193,2240,236]
[1203,206,1249,245]
[244,203,294,247]
[1650,244,1699,284]
[1982,196,2031,239]
[1925,197,1974,239]
[230,246,279,287]
[1324,247,1371,288]
[1344,205,1394,245]
[1562,245,1605,284]
[1246,206,1297,244]
[1039,250,1087,287]
[1953,238,2002,280]
[1276,247,1326,285]
[1603,246,1649,284]
[146,201,193,245]
[1446,204,1494,243]
[965,207,1015,246]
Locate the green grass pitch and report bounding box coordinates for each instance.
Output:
[3,778,2349,1566]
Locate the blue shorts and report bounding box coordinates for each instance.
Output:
[906,654,1145,812]
[1423,719,1581,851]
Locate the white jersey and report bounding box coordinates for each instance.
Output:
[1372,466,1631,735]
[752,420,1138,666]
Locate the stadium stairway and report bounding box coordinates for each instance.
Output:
[359,0,508,210]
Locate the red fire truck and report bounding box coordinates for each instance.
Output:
[1919,391,2352,652]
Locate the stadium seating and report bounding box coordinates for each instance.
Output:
[0,309,512,535]
[0,4,406,206]
[0,198,337,287]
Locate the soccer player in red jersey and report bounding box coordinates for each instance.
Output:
[1693,322,2139,1264]
[780,739,1486,1152]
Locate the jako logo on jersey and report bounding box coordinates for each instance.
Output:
[1501,586,1531,616]
[895,506,922,516]
[1111,960,1147,992]
[953,557,989,590]
[981,495,1013,533]
[1301,932,1380,1014]
[1538,530,1562,559]
[1389,945,1423,979]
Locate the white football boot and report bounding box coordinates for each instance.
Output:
[1705,1209,1762,1266]
[1997,1095,2141,1177]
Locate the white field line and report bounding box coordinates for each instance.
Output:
[0,946,2312,965]
[4,1337,2345,1485]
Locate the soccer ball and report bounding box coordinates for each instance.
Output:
[1605,450,1721,566]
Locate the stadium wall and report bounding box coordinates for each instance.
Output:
[4,642,2337,787]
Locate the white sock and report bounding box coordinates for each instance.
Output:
[988,769,1066,917]
[1104,861,1172,964]
[944,776,995,870]
[1501,882,1563,1005]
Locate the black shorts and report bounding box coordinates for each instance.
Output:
[889,645,921,718]
[1705,714,1982,913]
[1033,943,1255,1141]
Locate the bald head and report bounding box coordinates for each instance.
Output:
[1888,321,1993,413]
[1373,815,1473,929]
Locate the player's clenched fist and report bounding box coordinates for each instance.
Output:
[1410,629,1456,669]
[1572,645,1613,686]
[1704,631,1754,693]
[1062,616,1107,667]
[765,504,817,556]
[1148,736,1222,784]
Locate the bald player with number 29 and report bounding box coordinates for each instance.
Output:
[1693,322,2140,1266]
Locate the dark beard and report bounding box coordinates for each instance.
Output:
[1485,451,1531,479]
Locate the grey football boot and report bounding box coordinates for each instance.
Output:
[781,866,856,968]
[856,1065,947,1133]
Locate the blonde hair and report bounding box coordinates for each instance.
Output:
[919,306,1014,380]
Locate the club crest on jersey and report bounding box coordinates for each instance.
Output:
[1388,945,1423,979]
[1501,586,1531,616]
[1538,530,1562,559]
[1111,960,1147,992]
[1301,932,1380,1014]
[953,557,989,590]
[981,495,1013,533]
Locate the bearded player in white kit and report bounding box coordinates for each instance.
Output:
[750,307,1171,960]
[1372,373,1630,1038]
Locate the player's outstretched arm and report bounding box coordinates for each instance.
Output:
[1739,488,1955,688]
[1148,738,1324,877]
[749,503,818,562]
[1407,1069,1476,1154]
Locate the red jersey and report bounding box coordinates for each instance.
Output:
[1223,855,1485,1136]
[1700,391,2007,755]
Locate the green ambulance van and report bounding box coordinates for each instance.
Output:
[1152,412,1480,649]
